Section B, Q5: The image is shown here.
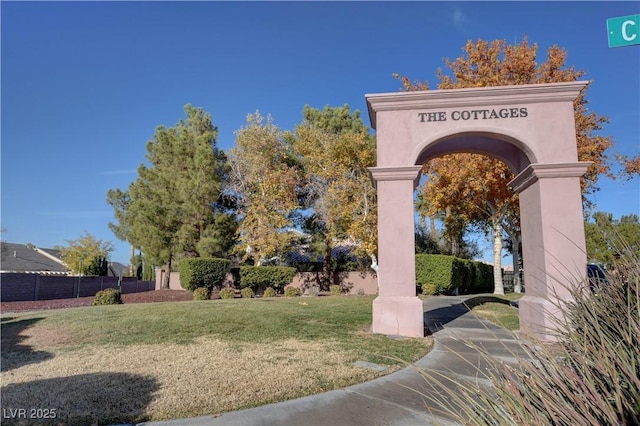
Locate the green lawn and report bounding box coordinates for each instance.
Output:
[5,296,428,362]
[466,293,524,331]
[1,296,431,425]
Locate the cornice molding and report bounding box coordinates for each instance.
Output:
[368,166,423,189]
[509,162,591,193]
[366,81,588,128]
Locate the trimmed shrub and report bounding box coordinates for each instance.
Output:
[93,288,122,305]
[421,283,437,296]
[473,262,494,293]
[192,287,210,301]
[416,254,494,295]
[239,266,296,293]
[457,259,475,294]
[219,287,235,299]
[240,287,254,299]
[415,254,462,295]
[329,284,343,296]
[179,258,230,291]
[284,286,301,297]
[263,287,277,298]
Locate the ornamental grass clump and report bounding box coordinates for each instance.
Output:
[219,288,235,299]
[93,288,123,305]
[284,286,301,297]
[192,287,210,301]
[262,287,277,298]
[417,236,640,425]
[240,287,254,299]
[329,285,343,296]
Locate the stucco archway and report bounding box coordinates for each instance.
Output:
[366,82,591,341]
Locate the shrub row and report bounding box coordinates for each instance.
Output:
[415,254,493,295]
[179,258,230,291]
[194,285,297,300]
[237,266,296,293]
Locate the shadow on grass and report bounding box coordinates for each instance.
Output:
[1,372,159,425]
[1,317,53,372]
[464,295,514,310]
[423,295,517,335]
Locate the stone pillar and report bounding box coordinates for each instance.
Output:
[369,166,424,337]
[510,162,590,340]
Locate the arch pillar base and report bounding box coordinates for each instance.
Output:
[518,296,569,341]
[510,162,590,341]
[369,166,424,338]
[372,296,424,337]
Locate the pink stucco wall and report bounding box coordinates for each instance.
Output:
[367,81,590,340]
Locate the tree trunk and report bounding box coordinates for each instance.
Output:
[512,234,522,293]
[369,253,379,274]
[492,219,504,295]
[162,258,171,289]
[129,245,135,277]
[323,241,333,290]
[429,215,437,240]
[503,227,522,293]
[445,206,458,256]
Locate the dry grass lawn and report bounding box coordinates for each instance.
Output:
[1,297,432,425]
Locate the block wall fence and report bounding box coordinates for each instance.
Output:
[1,273,155,302]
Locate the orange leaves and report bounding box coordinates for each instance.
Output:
[229,112,300,260]
[419,153,517,225]
[618,154,640,179]
[293,110,378,256]
[396,36,613,207]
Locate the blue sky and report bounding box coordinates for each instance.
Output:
[2,1,639,265]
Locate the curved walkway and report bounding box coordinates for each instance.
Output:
[137,295,524,426]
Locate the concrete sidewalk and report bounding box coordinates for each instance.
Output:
[137,296,524,426]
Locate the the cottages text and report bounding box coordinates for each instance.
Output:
[419,107,528,123]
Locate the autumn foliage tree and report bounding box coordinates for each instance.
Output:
[292,105,377,280]
[228,112,300,264]
[395,37,613,294]
[58,232,114,275]
[229,105,377,280]
[417,155,518,294]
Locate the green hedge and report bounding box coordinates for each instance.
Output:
[415,254,494,295]
[179,258,230,291]
[239,266,296,293]
[473,262,494,293]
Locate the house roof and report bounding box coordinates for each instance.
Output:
[1,242,69,274]
[108,262,129,277]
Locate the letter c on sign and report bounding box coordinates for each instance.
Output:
[623,20,637,41]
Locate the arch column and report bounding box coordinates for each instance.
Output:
[369,166,424,337]
[510,162,591,340]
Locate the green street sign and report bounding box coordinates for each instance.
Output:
[607,14,640,47]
